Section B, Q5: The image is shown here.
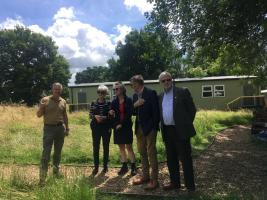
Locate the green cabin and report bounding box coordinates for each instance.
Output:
[68,76,263,111]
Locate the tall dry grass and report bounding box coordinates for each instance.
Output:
[0,105,253,165]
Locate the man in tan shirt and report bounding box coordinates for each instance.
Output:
[37,82,69,185]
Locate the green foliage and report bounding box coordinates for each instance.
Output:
[75,66,111,84]
[187,67,207,78]
[148,0,267,83]
[36,177,95,200]
[74,29,184,83]
[108,29,182,81]
[0,171,97,200]
[0,26,71,105]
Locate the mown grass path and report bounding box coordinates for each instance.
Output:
[1,125,266,199]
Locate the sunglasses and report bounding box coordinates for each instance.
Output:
[97,91,106,95]
[161,78,172,83]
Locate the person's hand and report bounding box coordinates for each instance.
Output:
[65,128,70,136]
[95,115,103,123]
[134,98,145,107]
[116,124,122,130]
[109,110,115,117]
[39,98,48,109]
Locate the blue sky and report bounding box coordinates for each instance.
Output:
[0,0,153,79]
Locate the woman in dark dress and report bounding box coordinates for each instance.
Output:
[90,85,111,175]
[109,81,137,176]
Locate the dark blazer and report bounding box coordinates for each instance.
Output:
[133,87,160,136]
[159,86,196,140]
[111,96,133,130]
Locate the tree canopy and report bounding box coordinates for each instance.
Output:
[75,29,182,83]
[75,66,110,84]
[147,0,267,82]
[109,29,182,81]
[0,27,71,105]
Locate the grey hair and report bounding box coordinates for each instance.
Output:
[52,82,63,90]
[97,84,109,93]
[158,71,172,81]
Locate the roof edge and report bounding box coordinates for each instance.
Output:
[68,75,257,88]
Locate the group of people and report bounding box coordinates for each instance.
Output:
[37,71,197,192]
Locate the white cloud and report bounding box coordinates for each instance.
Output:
[113,24,132,44]
[46,17,116,70]
[0,17,24,29]
[53,7,75,20]
[28,24,46,35]
[124,0,154,14]
[0,7,132,81]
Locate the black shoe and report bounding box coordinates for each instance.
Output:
[130,163,137,176]
[102,166,108,174]
[118,163,128,175]
[163,183,180,191]
[92,167,99,176]
[187,187,196,192]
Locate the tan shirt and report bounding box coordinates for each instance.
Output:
[41,95,67,124]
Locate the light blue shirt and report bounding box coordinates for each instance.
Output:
[162,87,175,125]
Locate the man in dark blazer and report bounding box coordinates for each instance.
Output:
[130,75,160,190]
[158,71,196,192]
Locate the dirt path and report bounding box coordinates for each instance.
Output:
[1,125,266,198]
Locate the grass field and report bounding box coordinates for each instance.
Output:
[0,105,255,200]
[0,169,255,200]
[0,105,253,166]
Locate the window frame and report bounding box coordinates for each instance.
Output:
[202,85,213,98]
[214,85,225,97]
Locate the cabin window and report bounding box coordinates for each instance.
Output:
[202,85,213,98]
[214,85,225,97]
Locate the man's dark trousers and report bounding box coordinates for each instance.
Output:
[163,125,195,190]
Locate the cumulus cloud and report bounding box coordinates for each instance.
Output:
[113,24,132,44]
[124,0,154,14]
[0,7,132,77]
[28,24,47,35]
[53,7,75,20]
[0,17,24,29]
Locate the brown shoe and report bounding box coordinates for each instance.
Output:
[144,180,159,190]
[132,177,150,185]
[163,183,180,191]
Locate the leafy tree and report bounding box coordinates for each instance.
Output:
[0,26,71,105]
[108,29,181,81]
[147,0,267,81]
[187,66,207,78]
[75,66,110,83]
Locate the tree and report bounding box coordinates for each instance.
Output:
[0,27,71,105]
[75,66,110,83]
[147,0,267,81]
[108,29,182,81]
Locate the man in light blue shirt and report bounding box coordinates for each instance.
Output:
[159,71,196,192]
[162,86,175,125]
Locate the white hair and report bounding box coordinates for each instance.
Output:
[52,82,63,90]
[97,84,109,93]
[158,71,172,81]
